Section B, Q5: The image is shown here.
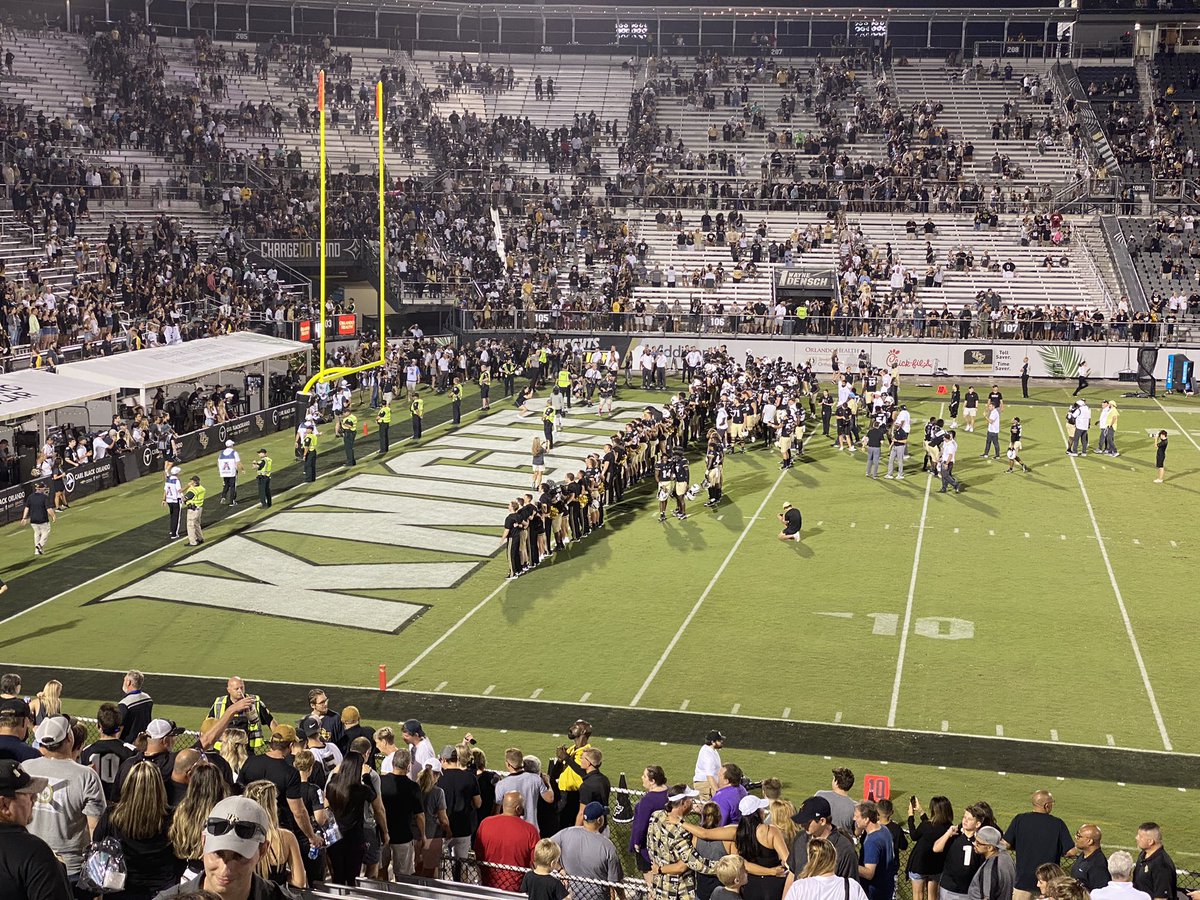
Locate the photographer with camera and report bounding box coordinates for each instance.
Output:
[206,677,276,755]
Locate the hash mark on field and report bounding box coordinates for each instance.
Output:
[850,522,856,528]
[996,724,1004,737]
[954,527,960,534]
[680,699,689,710]
[1024,532,1030,538]
[1060,534,1067,540]
[483,685,496,695]
[731,703,741,715]
[988,529,995,536]
[817,521,824,526]
[885,523,891,530]
[530,688,543,699]
[834,711,843,723]
[1107,734,1116,746]
[782,707,791,718]
[941,721,949,732]
[1171,540,1179,548]
[1050,729,1059,742]
[1133,539,1141,546]
[435,681,448,692]
[579,692,591,703]
[717,515,724,521]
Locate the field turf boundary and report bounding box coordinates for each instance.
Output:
[6,664,1197,788]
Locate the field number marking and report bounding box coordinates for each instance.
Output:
[846,612,975,640]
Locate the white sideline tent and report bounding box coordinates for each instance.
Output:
[59,333,310,405]
[0,370,118,427]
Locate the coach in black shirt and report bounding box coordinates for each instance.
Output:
[1133,823,1176,900]
[0,759,72,900]
[1070,824,1110,891]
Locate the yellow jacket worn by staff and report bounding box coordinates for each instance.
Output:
[410,398,424,417]
[342,413,358,433]
[557,743,591,791]
[207,695,267,751]
[377,406,392,425]
[185,484,206,508]
[256,456,273,476]
[303,432,319,452]
[557,369,571,390]
[543,407,555,425]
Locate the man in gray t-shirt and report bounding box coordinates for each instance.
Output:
[969,826,1017,900]
[553,802,623,884]
[492,749,554,827]
[817,767,857,834]
[23,717,105,879]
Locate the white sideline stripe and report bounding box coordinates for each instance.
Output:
[0,411,467,632]
[1053,409,1172,752]
[1155,398,1200,454]
[887,403,942,729]
[387,579,509,687]
[5,662,1194,757]
[629,467,788,707]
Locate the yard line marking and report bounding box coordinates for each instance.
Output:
[817,520,824,526]
[835,711,843,723]
[1171,540,1179,549]
[941,721,949,732]
[680,699,689,711]
[953,527,959,534]
[887,403,942,730]
[988,529,995,536]
[630,468,789,707]
[884,523,891,530]
[1024,532,1030,539]
[850,522,856,528]
[1060,534,1067,540]
[530,688,543,699]
[1107,734,1116,746]
[434,681,448,692]
[816,611,854,619]
[579,692,591,703]
[731,703,741,714]
[1053,409,1172,751]
[388,579,509,687]
[782,708,791,718]
[1155,398,1200,454]
[1050,729,1059,742]
[996,725,1004,736]
[483,684,496,695]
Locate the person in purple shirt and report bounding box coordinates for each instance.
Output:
[712,763,747,826]
[630,765,670,873]
[0,698,39,763]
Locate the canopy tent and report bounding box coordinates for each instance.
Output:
[59,333,310,392]
[0,369,118,424]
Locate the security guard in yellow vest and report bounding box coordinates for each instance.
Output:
[450,378,463,424]
[410,396,424,440]
[302,428,318,482]
[254,449,273,508]
[184,475,206,545]
[207,678,274,753]
[557,368,572,408]
[376,404,391,454]
[542,404,556,449]
[339,412,358,466]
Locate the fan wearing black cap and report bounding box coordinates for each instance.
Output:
[0,696,39,763]
[153,796,298,900]
[400,719,441,779]
[0,759,72,900]
[693,731,724,802]
[788,796,858,878]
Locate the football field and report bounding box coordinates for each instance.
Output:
[3,378,1199,764]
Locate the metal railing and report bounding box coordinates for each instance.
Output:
[458,308,1171,344]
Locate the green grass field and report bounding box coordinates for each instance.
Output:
[4,375,1200,848]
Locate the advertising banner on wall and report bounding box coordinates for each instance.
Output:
[632,337,1178,381]
[0,458,116,526]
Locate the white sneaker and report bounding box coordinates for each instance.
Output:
[884,474,894,479]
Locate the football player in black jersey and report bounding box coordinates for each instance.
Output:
[672,447,691,519]
[655,452,673,524]
[1004,417,1030,473]
[704,438,725,507]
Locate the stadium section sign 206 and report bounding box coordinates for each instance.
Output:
[94,403,644,632]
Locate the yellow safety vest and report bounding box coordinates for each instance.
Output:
[256,457,273,476]
[342,414,358,432]
[411,399,424,417]
[377,406,392,424]
[186,484,206,508]
[543,407,555,424]
[209,695,266,751]
[557,370,571,389]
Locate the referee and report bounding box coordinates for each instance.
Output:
[254,449,273,507]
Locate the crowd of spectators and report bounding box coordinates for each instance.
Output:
[0,669,1190,900]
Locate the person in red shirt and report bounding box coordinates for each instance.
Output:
[474,791,540,891]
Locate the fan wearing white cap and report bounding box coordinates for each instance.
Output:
[153,796,288,900]
[163,465,184,540]
[113,719,183,803]
[21,716,106,884]
[217,440,243,506]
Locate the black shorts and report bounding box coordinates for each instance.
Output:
[783,524,801,536]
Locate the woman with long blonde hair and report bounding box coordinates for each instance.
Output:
[219,728,249,780]
[168,762,230,876]
[788,838,869,900]
[94,760,181,898]
[769,799,798,850]
[243,779,307,889]
[29,680,63,724]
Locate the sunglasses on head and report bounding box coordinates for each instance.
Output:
[206,817,264,840]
